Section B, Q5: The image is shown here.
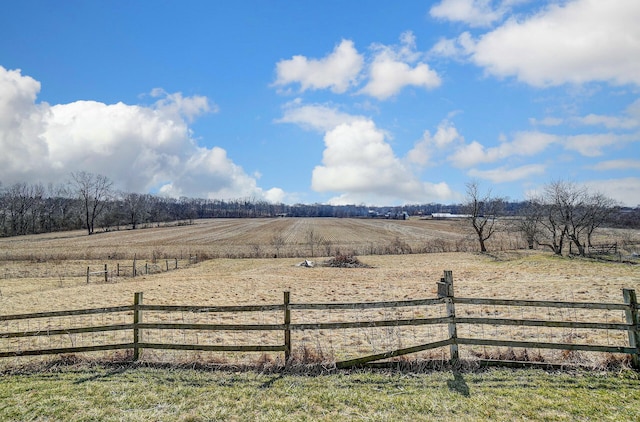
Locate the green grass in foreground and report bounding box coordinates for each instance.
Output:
[1,365,639,421]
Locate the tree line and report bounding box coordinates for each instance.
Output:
[0,173,638,246]
[462,180,637,257]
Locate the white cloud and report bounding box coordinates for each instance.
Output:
[468,163,546,183]
[573,99,640,130]
[533,98,640,129]
[360,32,441,100]
[529,116,563,127]
[309,120,455,204]
[428,32,476,61]
[274,32,441,101]
[0,67,49,180]
[157,146,264,199]
[448,131,558,167]
[150,88,216,122]
[276,101,364,132]
[589,159,640,171]
[467,0,640,87]
[584,177,640,207]
[273,39,364,94]
[407,119,463,166]
[430,0,507,27]
[574,114,638,130]
[0,66,283,202]
[563,133,638,157]
[264,187,286,204]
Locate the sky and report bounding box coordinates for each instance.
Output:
[1,0,639,207]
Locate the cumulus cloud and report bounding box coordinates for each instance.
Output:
[273,40,364,94]
[430,0,508,27]
[276,100,365,132]
[407,119,464,167]
[310,120,455,204]
[0,67,49,180]
[360,32,441,100]
[467,0,640,87]
[156,146,265,199]
[429,32,476,60]
[0,66,282,202]
[274,33,441,101]
[149,88,216,122]
[448,131,558,167]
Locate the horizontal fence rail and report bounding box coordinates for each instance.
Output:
[1,271,638,369]
[0,305,135,359]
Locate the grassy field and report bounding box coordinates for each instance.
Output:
[1,363,639,421]
[1,220,639,367]
[1,218,639,420]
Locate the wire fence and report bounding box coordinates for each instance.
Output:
[1,271,638,369]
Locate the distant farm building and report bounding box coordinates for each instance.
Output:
[368,210,409,220]
[431,213,471,219]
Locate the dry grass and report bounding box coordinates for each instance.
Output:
[0,217,502,262]
[1,218,639,368]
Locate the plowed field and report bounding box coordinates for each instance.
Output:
[0,217,480,261]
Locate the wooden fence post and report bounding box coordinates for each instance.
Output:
[133,254,137,277]
[442,270,458,363]
[104,264,108,283]
[284,291,291,363]
[175,258,178,270]
[86,267,90,284]
[117,263,120,277]
[133,292,143,361]
[623,289,639,369]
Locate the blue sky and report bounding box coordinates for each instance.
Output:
[1,0,639,206]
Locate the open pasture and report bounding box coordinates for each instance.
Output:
[1,218,639,367]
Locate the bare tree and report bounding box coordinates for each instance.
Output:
[462,181,505,253]
[70,171,113,235]
[585,192,617,249]
[305,228,324,257]
[536,194,567,255]
[535,181,616,256]
[270,233,286,257]
[513,199,544,250]
[3,182,45,236]
[123,192,150,229]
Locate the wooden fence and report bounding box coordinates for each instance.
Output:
[589,242,618,256]
[1,271,639,369]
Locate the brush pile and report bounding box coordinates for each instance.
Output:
[322,254,370,268]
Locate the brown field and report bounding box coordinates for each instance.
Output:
[1,218,639,366]
[0,217,481,262]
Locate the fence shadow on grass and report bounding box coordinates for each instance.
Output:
[447,371,470,396]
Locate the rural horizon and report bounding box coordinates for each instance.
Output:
[2,1,640,419]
